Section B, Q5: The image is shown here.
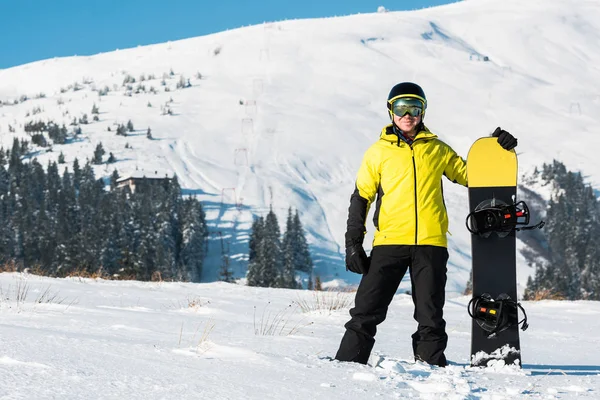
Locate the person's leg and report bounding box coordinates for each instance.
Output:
[335,245,410,364]
[409,245,449,367]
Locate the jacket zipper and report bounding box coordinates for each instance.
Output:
[411,147,418,245]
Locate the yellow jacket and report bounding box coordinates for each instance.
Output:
[347,125,468,248]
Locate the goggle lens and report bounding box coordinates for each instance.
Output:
[390,97,424,117]
[393,105,422,117]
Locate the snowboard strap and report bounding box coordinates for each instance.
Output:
[466,200,545,237]
[468,293,529,339]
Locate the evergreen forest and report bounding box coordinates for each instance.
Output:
[0,138,207,281]
[524,160,600,300]
[246,207,314,289]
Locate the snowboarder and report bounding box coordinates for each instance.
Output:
[335,82,518,367]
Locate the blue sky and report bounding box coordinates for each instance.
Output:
[0,0,458,69]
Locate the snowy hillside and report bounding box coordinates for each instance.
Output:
[1,0,600,293]
[1,272,599,398]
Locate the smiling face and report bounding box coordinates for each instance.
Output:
[393,112,422,138]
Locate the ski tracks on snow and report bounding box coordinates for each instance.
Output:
[283,159,340,252]
[162,140,221,193]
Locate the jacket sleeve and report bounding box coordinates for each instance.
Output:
[345,147,380,247]
[444,146,468,187]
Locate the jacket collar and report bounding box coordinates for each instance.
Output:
[379,124,437,146]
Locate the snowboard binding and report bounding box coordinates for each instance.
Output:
[468,293,529,339]
[466,198,545,238]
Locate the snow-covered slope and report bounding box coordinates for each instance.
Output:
[1,0,600,293]
[1,271,599,399]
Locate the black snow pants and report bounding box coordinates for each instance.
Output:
[335,245,449,367]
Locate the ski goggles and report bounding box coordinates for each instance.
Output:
[388,97,425,118]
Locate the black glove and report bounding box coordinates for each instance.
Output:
[345,243,370,274]
[492,127,517,150]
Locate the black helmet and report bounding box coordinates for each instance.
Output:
[387,82,427,119]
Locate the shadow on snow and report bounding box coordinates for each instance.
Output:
[523,364,600,376]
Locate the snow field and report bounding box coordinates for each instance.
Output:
[1,272,599,399]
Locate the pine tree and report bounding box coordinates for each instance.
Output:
[166,177,184,278]
[76,162,103,272]
[278,208,313,288]
[179,198,206,282]
[20,140,29,156]
[130,181,155,280]
[9,138,22,173]
[259,207,282,287]
[47,123,67,144]
[582,231,600,299]
[0,163,8,198]
[115,189,136,278]
[248,217,263,263]
[247,216,265,286]
[116,124,127,136]
[95,189,119,275]
[54,168,79,274]
[30,159,46,206]
[292,210,313,274]
[17,163,36,268]
[36,195,55,269]
[72,158,81,191]
[135,235,154,281]
[578,185,600,299]
[110,170,120,190]
[44,162,59,265]
[92,143,105,164]
[280,208,298,288]
[0,193,11,262]
[154,192,176,280]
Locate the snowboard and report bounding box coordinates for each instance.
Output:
[466,137,521,367]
